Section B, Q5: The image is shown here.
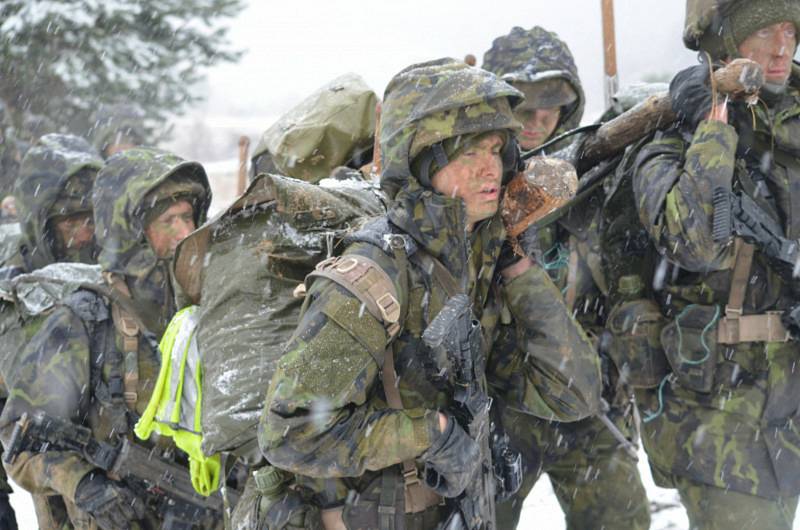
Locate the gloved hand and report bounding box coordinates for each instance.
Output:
[419,415,481,498]
[0,493,17,530]
[73,472,145,530]
[670,64,715,132]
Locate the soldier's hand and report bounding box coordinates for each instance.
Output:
[670,64,715,131]
[74,472,145,530]
[0,493,17,530]
[419,415,481,498]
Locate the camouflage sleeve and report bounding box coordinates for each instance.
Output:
[259,279,440,478]
[0,307,95,501]
[497,263,602,421]
[633,120,738,271]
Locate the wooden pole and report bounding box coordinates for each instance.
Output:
[601,0,619,110]
[237,135,250,196]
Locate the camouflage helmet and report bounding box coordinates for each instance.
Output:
[92,147,210,279]
[252,73,377,183]
[14,134,103,270]
[379,58,522,199]
[684,0,800,59]
[482,26,585,130]
[90,103,147,157]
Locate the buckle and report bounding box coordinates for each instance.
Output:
[376,292,400,324]
[724,305,743,319]
[335,257,359,274]
[402,468,419,486]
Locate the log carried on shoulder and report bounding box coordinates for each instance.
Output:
[576,58,764,170]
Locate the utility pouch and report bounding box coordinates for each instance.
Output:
[660,304,721,393]
[606,299,669,388]
[231,466,322,530]
[342,469,406,530]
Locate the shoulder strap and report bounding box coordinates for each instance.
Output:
[103,273,140,409]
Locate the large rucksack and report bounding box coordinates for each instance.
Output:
[172,172,385,458]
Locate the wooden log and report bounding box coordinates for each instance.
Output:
[579,58,764,169]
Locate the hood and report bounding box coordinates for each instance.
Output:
[482,26,586,132]
[89,103,147,156]
[379,57,522,200]
[92,147,211,280]
[14,134,103,271]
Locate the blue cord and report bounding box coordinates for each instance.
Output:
[643,374,672,423]
[676,304,720,365]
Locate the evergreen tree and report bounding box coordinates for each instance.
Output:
[0,0,243,140]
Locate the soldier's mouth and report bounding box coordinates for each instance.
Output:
[480,186,500,200]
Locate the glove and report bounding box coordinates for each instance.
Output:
[670,64,714,132]
[73,472,146,530]
[0,494,17,530]
[419,415,481,498]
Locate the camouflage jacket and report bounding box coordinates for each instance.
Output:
[0,149,210,516]
[632,78,800,498]
[259,176,601,507]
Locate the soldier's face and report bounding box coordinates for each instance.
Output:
[737,21,797,86]
[144,199,195,259]
[514,107,561,150]
[53,212,94,250]
[431,133,504,230]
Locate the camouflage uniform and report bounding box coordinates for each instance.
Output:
[0,148,214,529]
[632,4,800,527]
[483,27,649,530]
[0,99,20,201]
[89,104,147,159]
[259,58,602,529]
[0,134,103,530]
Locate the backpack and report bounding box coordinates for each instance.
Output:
[171,172,385,458]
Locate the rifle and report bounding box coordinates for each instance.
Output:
[712,187,800,269]
[423,294,521,529]
[5,411,232,529]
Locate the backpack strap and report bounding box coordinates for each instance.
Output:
[103,273,140,409]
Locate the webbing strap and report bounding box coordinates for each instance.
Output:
[717,239,791,343]
[104,273,140,408]
[722,239,754,343]
[308,255,402,339]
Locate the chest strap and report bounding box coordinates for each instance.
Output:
[104,273,141,408]
[717,239,790,344]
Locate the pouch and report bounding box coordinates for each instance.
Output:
[606,299,669,388]
[660,304,721,393]
[342,469,406,530]
[231,469,322,530]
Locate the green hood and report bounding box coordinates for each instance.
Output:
[252,73,377,183]
[14,134,103,271]
[92,148,211,334]
[379,57,522,200]
[482,26,586,133]
[89,103,147,156]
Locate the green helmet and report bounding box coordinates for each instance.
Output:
[379,57,522,199]
[251,73,377,183]
[482,26,585,132]
[684,0,800,59]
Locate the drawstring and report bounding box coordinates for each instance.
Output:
[676,304,720,365]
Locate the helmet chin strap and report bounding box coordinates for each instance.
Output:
[416,142,450,188]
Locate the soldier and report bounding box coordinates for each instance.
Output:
[632,1,800,528]
[259,58,602,529]
[0,133,104,530]
[482,27,650,530]
[90,104,147,159]
[482,26,583,154]
[0,147,214,529]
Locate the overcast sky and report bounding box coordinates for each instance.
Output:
[170,0,699,160]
